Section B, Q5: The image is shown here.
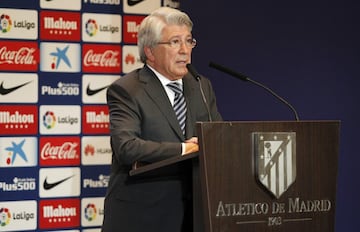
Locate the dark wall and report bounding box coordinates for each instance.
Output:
[181,1,359,231]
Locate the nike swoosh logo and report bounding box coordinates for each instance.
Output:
[128,0,145,6]
[0,81,32,95]
[86,84,109,96]
[43,175,75,190]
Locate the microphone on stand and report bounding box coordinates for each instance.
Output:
[209,61,300,121]
[186,63,213,122]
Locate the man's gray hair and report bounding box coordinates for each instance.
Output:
[138,7,193,63]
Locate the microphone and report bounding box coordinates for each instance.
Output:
[186,63,212,121]
[209,61,300,121]
[186,63,201,81]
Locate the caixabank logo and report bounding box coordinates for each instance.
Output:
[82,44,121,74]
[0,136,37,168]
[0,200,37,231]
[40,10,81,41]
[0,8,38,40]
[39,136,81,166]
[0,105,38,135]
[40,105,81,135]
[82,105,109,135]
[0,41,39,71]
[0,73,38,103]
[40,42,81,73]
[39,198,80,230]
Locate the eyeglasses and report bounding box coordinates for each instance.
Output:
[157,37,197,49]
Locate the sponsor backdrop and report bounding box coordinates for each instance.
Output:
[0,0,179,231]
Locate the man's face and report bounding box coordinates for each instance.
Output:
[147,24,193,80]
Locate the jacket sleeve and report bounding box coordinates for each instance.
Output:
[107,80,182,166]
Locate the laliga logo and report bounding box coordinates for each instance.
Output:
[85,19,98,37]
[0,207,11,227]
[43,111,56,129]
[84,203,97,221]
[0,14,12,33]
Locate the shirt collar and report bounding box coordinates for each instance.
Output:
[147,64,183,89]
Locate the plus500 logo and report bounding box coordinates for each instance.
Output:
[41,82,80,96]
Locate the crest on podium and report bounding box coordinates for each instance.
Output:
[253,132,296,199]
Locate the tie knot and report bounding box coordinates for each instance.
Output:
[167,82,182,95]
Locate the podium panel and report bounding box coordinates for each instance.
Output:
[196,121,340,232]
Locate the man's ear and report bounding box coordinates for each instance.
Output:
[144,46,155,62]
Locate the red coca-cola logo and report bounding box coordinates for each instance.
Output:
[82,44,121,73]
[39,137,81,166]
[84,49,119,67]
[0,41,38,71]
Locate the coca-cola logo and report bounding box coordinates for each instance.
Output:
[41,142,79,160]
[0,41,38,71]
[39,137,80,166]
[83,49,119,67]
[0,46,36,65]
[82,44,121,73]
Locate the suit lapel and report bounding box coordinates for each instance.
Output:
[139,66,185,140]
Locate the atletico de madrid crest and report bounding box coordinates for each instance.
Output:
[254,132,296,199]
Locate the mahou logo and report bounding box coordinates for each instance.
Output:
[82,44,121,73]
[39,198,80,229]
[0,41,39,71]
[40,136,81,166]
[0,105,38,135]
[123,15,145,44]
[82,105,109,134]
[40,11,80,41]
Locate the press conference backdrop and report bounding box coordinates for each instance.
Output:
[0,0,179,231]
[0,0,358,232]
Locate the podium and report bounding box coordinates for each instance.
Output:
[130,121,340,232]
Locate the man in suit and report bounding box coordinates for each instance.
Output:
[102,7,222,232]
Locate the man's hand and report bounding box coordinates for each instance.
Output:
[184,137,199,155]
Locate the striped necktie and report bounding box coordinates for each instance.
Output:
[167,82,187,135]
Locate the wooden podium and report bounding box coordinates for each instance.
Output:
[130,121,340,232]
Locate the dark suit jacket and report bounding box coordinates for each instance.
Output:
[102,65,222,232]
